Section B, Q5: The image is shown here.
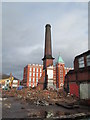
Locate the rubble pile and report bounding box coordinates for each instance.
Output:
[2,88,90,119]
[2,87,78,106]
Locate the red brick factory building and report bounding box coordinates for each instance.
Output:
[64,50,90,104]
[23,64,43,87]
[23,24,73,90]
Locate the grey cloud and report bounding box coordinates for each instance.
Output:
[2,2,88,79]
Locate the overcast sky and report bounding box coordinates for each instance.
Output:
[2,2,88,80]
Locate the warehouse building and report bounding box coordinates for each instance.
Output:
[23,64,43,87]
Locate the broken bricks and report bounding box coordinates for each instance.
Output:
[2,88,78,108]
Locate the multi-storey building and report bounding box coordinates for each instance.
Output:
[56,55,65,89]
[53,55,73,90]
[23,58,72,89]
[23,64,43,87]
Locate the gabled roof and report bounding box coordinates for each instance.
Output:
[57,55,64,64]
[75,50,90,59]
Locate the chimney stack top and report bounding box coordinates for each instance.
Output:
[45,24,51,28]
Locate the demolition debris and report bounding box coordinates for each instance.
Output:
[2,88,90,119]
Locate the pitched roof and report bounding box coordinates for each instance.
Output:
[57,55,64,64]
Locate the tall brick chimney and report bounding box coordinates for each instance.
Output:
[42,24,54,70]
[42,24,54,89]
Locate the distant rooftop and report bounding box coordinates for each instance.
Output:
[0,73,19,80]
[28,64,43,66]
[57,55,64,64]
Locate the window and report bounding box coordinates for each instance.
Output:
[60,83,63,87]
[33,72,35,76]
[78,57,85,68]
[33,78,35,87]
[7,80,9,82]
[36,78,38,83]
[37,68,38,72]
[86,54,90,66]
[30,72,32,76]
[60,79,63,83]
[40,68,42,72]
[33,78,35,82]
[33,68,35,72]
[60,71,63,74]
[36,73,38,77]
[29,77,31,81]
[60,76,63,79]
[29,81,31,86]
[40,73,42,77]
[30,68,32,71]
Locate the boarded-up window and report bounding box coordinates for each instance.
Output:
[80,83,89,99]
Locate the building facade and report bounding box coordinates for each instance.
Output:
[23,60,72,89]
[54,55,73,90]
[0,73,20,89]
[64,50,90,104]
[23,64,43,87]
[56,55,65,89]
